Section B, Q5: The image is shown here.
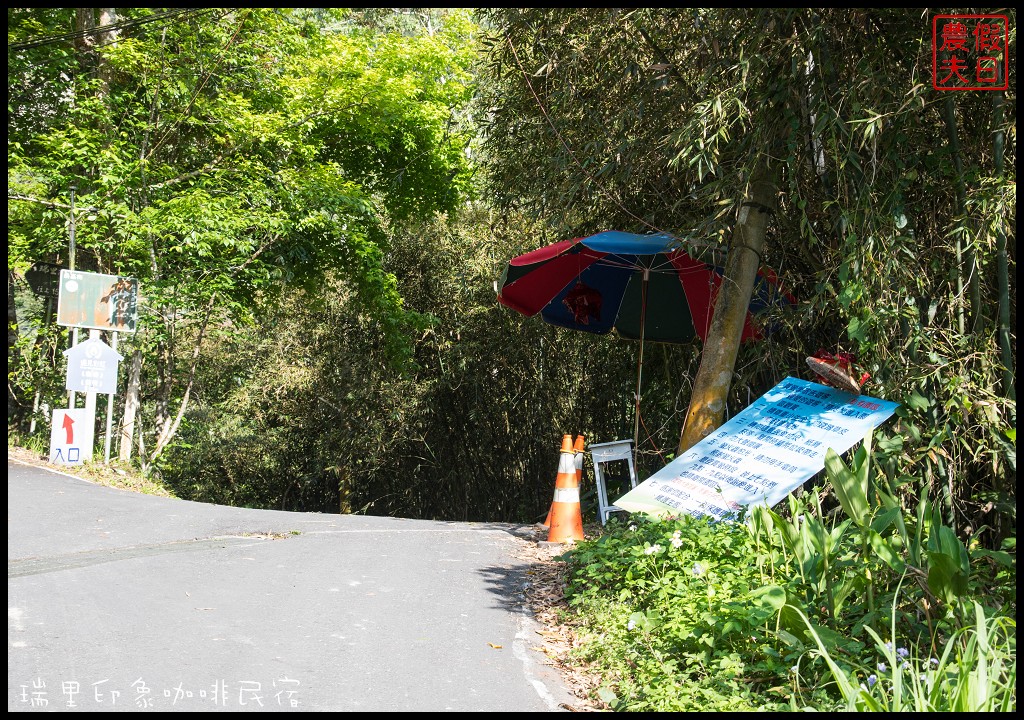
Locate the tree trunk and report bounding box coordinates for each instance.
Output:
[150,294,219,463]
[74,9,117,84]
[8,269,19,423]
[74,9,96,56]
[95,9,118,100]
[119,348,143,461]
[153,338,171,440]
[677,160,778,454]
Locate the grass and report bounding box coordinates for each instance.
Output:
[7,439,176,498]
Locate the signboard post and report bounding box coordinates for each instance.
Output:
[614,377,900,521]
[104,333,119,464]
[54,270,138,464]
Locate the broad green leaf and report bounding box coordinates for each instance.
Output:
[750,584,787,610]
[869,506,901,535]
[927,552,968,605]
[825,448,870,527]
[906,391,931,410]
[867,528,905,573]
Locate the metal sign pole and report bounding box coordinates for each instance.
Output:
[633,268,649,463]
[104,332,118,464]
[82,329,100,462]
[67,185,78,410]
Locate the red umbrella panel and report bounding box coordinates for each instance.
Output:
[496,231,795,456]
[497,231,793,344]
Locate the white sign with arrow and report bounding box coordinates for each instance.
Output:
[48,408,95,466]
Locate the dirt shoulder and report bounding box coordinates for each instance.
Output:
[509,524,608,712]
[7,444,175,497]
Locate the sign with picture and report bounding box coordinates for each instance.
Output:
[56,270,139,333]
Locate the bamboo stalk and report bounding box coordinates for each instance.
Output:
[678,160,777,454]
[942,95,979,335]
[992,85,1014,401]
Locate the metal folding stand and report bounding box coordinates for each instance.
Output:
[589,439,639,525]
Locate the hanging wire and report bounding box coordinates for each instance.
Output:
[8,9,202,51]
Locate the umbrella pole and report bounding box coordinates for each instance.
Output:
[633,269,649,461]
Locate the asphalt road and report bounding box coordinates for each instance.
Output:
[7,457,578,712]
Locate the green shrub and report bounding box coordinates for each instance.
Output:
[561,514,812,711]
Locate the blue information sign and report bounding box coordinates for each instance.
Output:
[614,377,900,521]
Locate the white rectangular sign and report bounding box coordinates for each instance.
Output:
[49,408,95,466]
[614,377,900,521]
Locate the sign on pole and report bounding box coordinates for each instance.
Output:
[49,408,95,466]
[64,336,123,395]
[25,262,62,302]
[57,269,139,333]
[614,377,900,521]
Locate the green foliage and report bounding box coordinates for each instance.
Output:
[561,419,1015,712]
[7,277,66,434]
[476,7,1016,551]
[824,438,871,529]
[558,428,1015,710]
[795,601,1016,712]
[559,489,1015,711]
[157,211,696,518]
[8,8,479,463]
[560,515,810,711]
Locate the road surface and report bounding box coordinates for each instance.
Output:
[7,457,578,712]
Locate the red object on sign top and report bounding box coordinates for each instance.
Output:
[806,349,871,395]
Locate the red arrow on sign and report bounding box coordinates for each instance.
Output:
[62,413,75,444]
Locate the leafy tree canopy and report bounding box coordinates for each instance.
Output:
[9,8,478,351]
[8,8,480,462]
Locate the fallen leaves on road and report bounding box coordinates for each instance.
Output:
[508,523,607,712]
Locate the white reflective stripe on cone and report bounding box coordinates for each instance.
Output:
[553,487,580,503]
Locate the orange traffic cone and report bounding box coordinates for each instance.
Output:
[541,434,584,529]
[547,435,585,543]
[540,434,571,529]
[573,434,586,485]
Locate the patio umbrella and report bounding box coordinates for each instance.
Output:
[496,230,794,452]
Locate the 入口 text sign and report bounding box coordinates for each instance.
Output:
[613,377,899,521]
[48,408,95,466]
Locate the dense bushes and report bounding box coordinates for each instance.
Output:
[158,213,705,519]
[559,451,1016,711]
